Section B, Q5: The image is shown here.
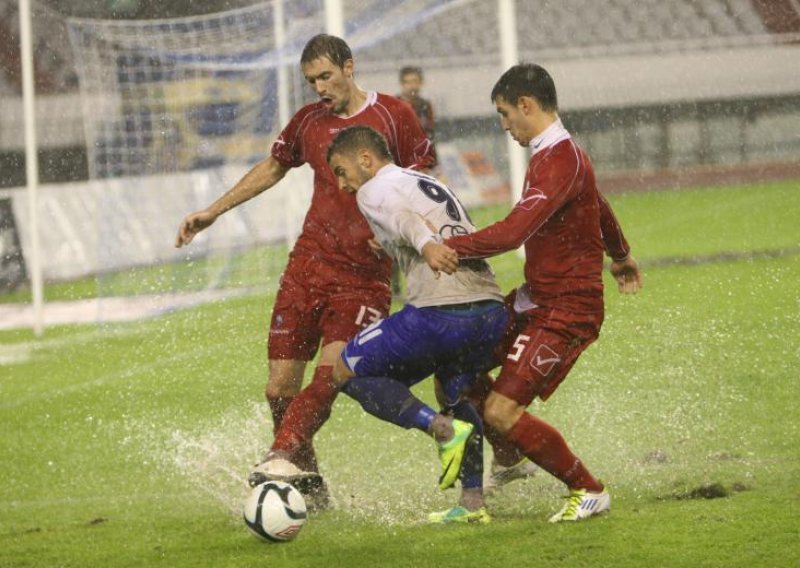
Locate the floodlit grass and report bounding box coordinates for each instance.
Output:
[606,180,800,260]
[1,180,799,566]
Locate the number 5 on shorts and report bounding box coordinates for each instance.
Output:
[507,334,531,362]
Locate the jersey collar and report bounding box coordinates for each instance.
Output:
[374,163,399,179]
[529,118,571,157]
[340,91,377,119]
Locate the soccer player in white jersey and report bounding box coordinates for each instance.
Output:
[324,125,510,523]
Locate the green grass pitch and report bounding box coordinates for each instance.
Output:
[1,180,798,567]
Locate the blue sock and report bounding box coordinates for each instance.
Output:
[447,400,484,490]
[341,376,437,432]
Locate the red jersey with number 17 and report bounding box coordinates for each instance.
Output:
[271,91,436,280]
[446,120,629,316]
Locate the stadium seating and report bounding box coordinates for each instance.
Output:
[356,0,770,68]
[0,0,792,157]
[0,0,780,97]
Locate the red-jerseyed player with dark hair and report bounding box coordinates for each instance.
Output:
[426,63,642,522]
[175,34,435,508]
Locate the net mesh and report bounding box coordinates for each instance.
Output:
[66,1,327,300]
[67,2,326,179]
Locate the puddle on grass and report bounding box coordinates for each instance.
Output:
[124,403,461,526]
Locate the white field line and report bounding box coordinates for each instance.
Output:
[0,343,33,365]
[2,491,198,510]
[0,289,255,369]
[0,339,237,411]
[0,326,143,365]
[0,289,252,332]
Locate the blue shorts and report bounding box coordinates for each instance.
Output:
[341,300,508,404]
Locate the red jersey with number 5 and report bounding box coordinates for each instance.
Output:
[271,91,436,280]
[446,120,629,316]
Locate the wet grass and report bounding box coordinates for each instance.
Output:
[1,180,799,566]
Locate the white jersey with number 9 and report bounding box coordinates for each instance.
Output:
[356,164,502,308]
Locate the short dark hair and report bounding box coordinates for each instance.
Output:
[327,126,394,163]
[301,34,352,68]
[399,66,423,80]
[490,63,558,111]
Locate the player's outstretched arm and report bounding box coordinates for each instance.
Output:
[609,255,642,294]
[175,209,217,248]
[422,241,458,277]
[175,156,289,248]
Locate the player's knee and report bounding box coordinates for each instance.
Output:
[483,392,523,434]
[319,340,347,366]
[482,402,505,432]
[264,381,297,400]
[265,361,305,398]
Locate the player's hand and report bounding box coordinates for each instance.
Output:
[175,210,217,248]
[367,238,387,257]
[609,255,642,294]
[422,241,458,277]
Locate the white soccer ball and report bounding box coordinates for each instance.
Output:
[243,481,307,542]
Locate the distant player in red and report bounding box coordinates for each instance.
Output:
[426,63,642,522]
[175,34,435,508]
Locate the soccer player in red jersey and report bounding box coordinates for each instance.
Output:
[426,63,642,522]
[175,35,435,507]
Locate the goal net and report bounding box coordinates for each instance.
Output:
[66,1,326,303]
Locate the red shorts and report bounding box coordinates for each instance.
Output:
[493,298,602,405]
[268,254,391,361]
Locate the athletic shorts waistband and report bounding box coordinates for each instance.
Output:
[426,299,504,314]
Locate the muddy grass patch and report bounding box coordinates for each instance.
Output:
[665,481,751,501]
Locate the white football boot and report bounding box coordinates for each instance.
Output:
[548,487,611,523]
[248,453,330,511]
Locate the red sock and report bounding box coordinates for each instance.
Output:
[292,442,319,474]
[267,392,319,469]
[271,366,339,471]
[506,413,603,492]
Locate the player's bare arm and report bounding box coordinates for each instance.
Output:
[422,241,458,276]
[175,156,290,247]
[609,255,642,294]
